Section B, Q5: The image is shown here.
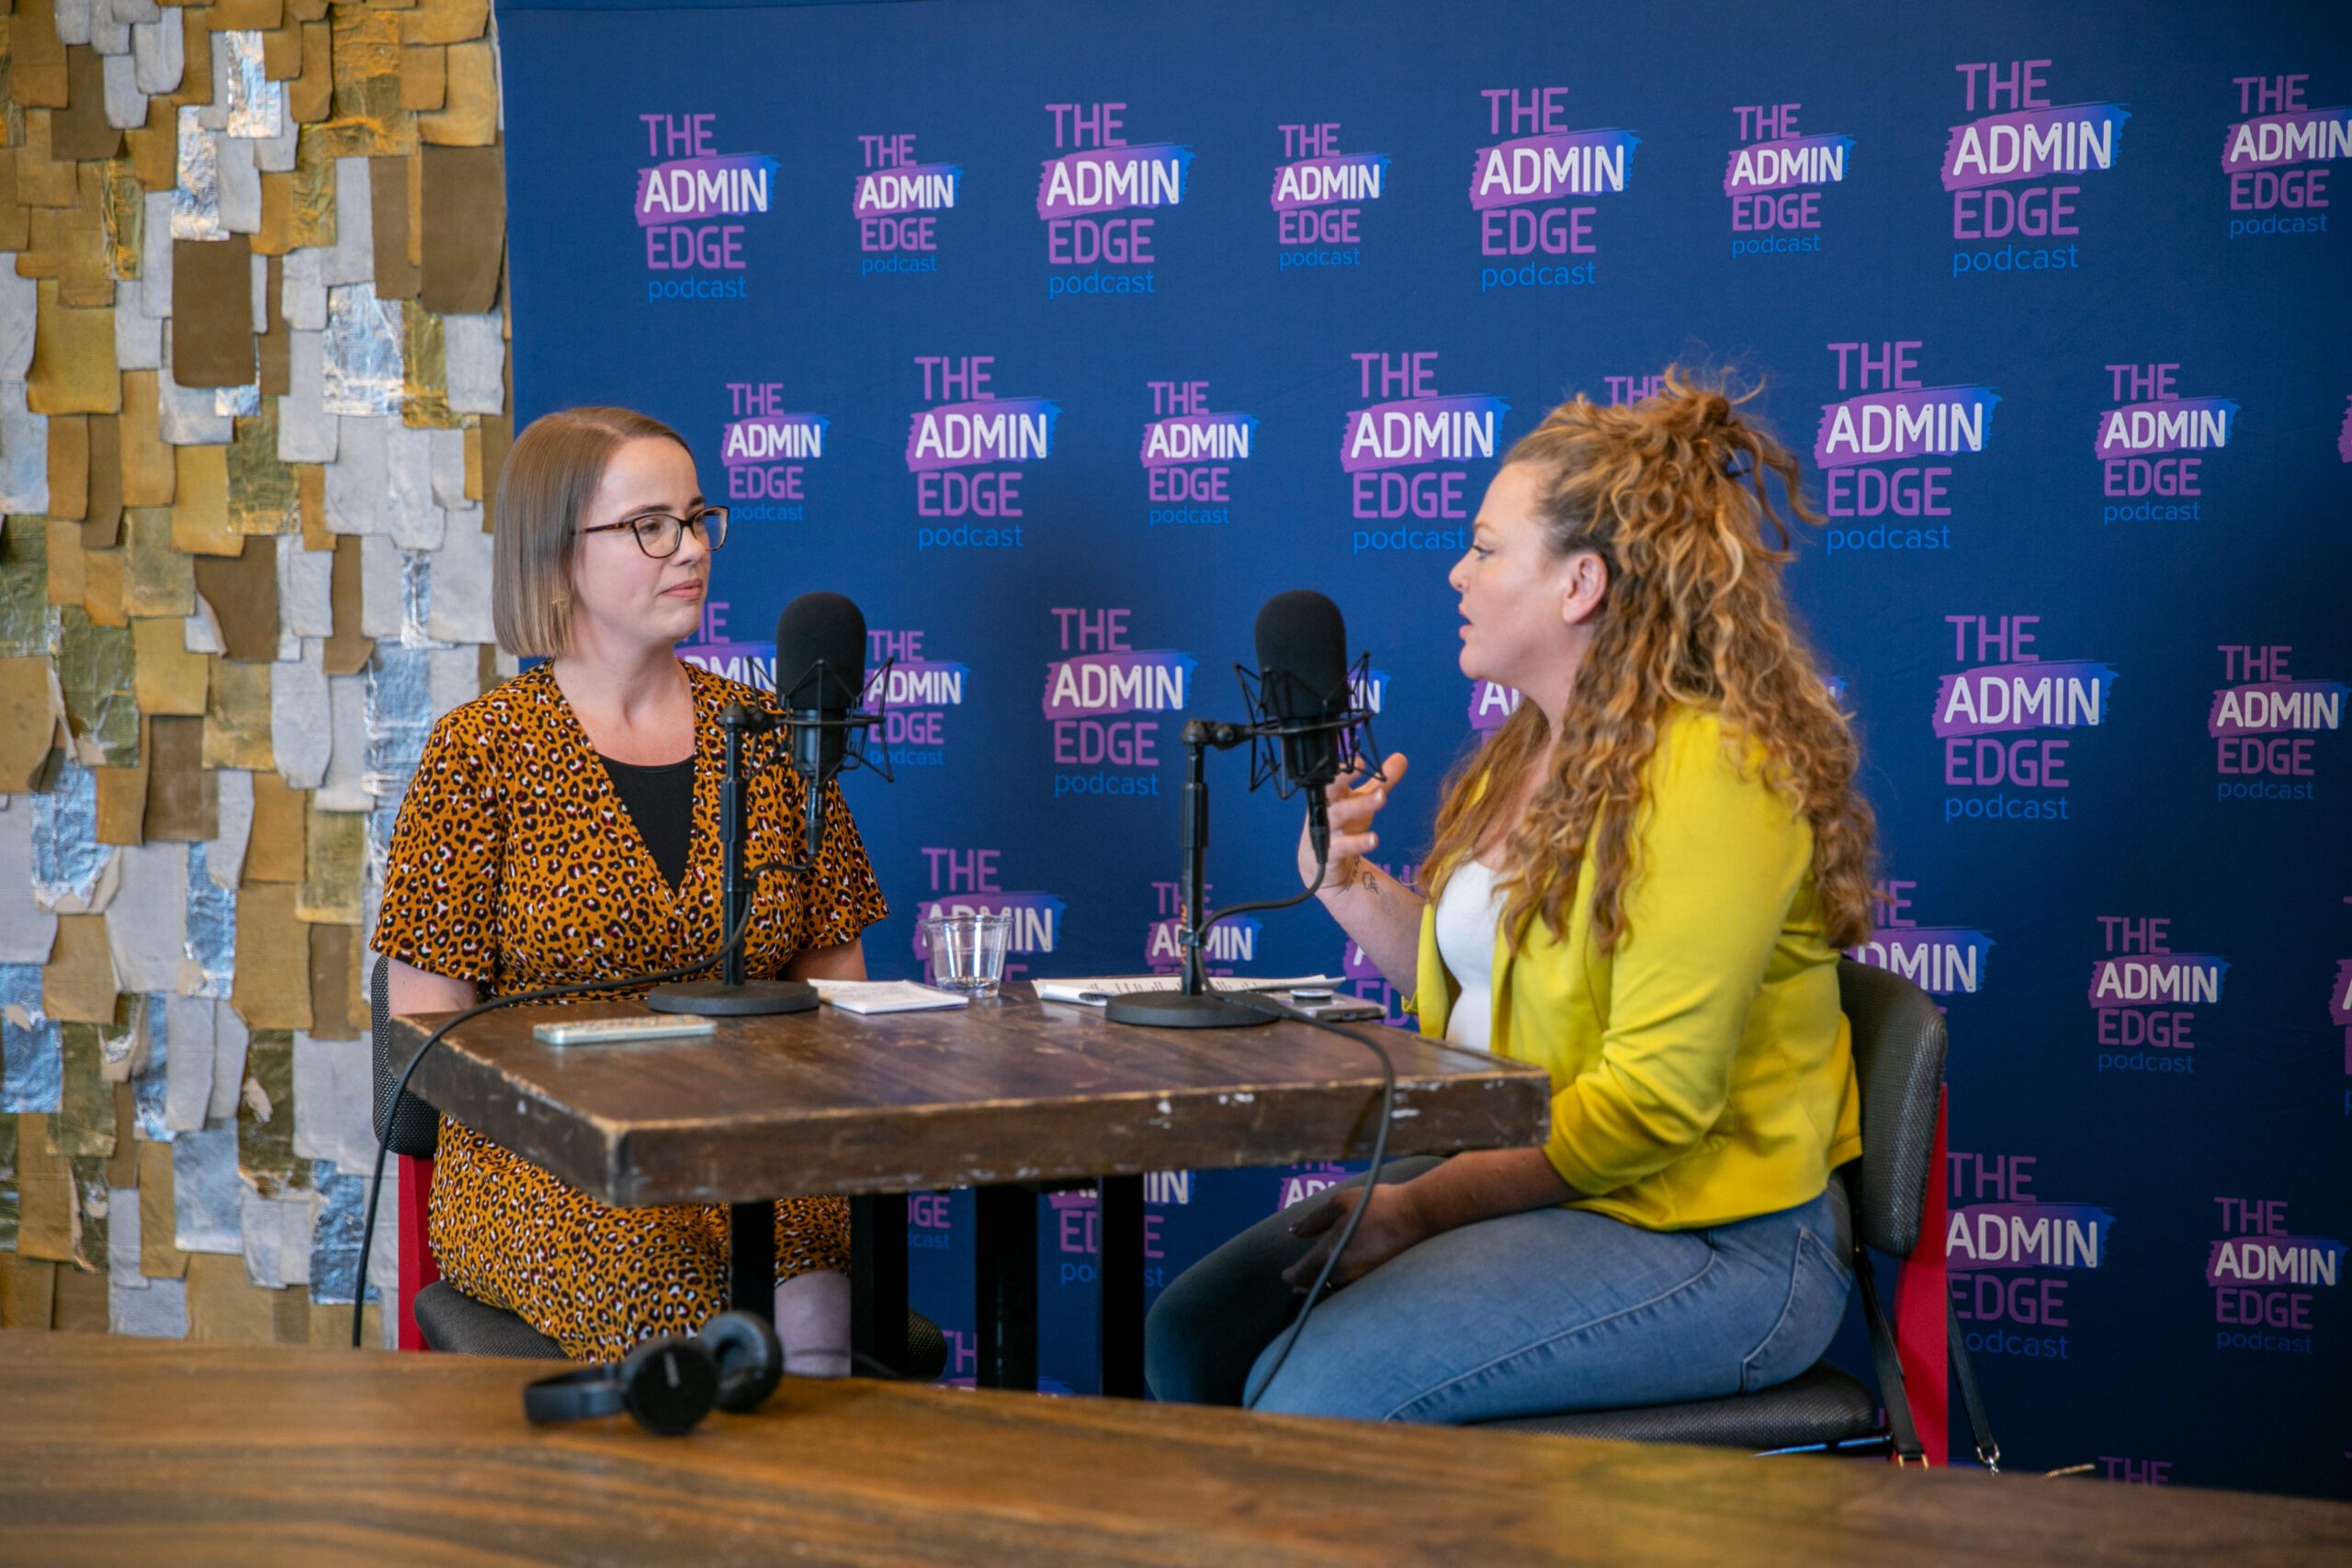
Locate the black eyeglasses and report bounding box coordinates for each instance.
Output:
[579,506,730,558]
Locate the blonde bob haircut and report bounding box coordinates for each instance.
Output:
[492,406,694,658]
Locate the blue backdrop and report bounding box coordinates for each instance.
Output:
[494,0,2350,1495]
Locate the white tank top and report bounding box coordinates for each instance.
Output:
[1433,859,1508,1052]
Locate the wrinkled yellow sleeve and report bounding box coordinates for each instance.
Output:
[1544,733,1807,1196]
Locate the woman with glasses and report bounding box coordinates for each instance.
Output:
[373,407,886,1373]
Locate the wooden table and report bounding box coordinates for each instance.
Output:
[388,987,1551,1390]
[6,1333,2346,1567]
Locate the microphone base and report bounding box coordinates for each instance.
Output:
[1103,991,1277,1030]
[644,980,820,1017]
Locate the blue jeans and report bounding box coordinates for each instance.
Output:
[1146,1156,1853,1424]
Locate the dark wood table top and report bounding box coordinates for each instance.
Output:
[390,987,1553,1205]
[6,1332,2346,1567]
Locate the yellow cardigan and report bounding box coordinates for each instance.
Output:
[1412,709,1862,1231]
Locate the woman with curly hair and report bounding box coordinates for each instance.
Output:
[1146,370,1878,1423]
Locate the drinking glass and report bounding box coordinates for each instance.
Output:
[923,911,1011,998]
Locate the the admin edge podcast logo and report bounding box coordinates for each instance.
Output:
[636,112,777,300]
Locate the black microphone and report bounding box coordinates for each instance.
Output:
[1254,590,1352,866]
[775,591,867,865]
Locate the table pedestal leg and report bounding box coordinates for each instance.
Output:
[1098,1175,1147,1398]
[729,1201,775,1320]
[975,1183,1037,1391]
[851,1193,908,1378]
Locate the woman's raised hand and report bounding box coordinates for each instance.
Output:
[1300,753,1408,892]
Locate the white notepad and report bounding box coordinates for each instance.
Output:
[808,980,971,1014]
[1034,974,1344,1006]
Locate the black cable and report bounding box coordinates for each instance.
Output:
[1187,852,1326,976]
[1230,994,1397,1411]
[350,861,787,1348]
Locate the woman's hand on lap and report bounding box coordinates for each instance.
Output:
[1281,1181,1430,1292]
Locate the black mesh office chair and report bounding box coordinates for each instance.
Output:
[1471,959,1951,1456]
[371,957,949,1377]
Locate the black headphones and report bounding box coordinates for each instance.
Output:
[523,1311,785,1437]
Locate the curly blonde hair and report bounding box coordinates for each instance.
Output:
[1424,367,1876,953]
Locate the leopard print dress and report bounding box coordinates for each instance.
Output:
[372,660,888,1361]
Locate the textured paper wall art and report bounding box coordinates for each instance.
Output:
[5,0,497,1353]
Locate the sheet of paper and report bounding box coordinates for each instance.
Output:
[322,536,373,674]
[207,999,250,1122]
[216,133,263,234]
[418,39,496,149]
[210,766,256,886]
[322,156,376,286]
[419,143,503,311]
[322,281,402,416]
[278,528,334,636]
[15,1133,75,1265]
[54,1022,119,1155]
[357,531,403,638]
[171,442,241,557]
[444,311,503,416]
[201,656,275,770]
[57,608,140,766]
[227,403,300,535]
[191,534,280,659]
[0,516,55,655]
[143,712,220,840]
[32,763,119,913]
[43,912,121,1023]
[244,770,306,882]
[106,840,188,993]
[92,748,150,844]
[108,1179,192,1337]
[91,738,152,846]
[171,1120,245,1256]
[27,279,122,415]
[270,637,331,788]
[173,234,263,388]
[2,964,65,1117]
[182,843,237,1000]
[295,803,362,924]
[231,885,312,1031]
[240,1185,319,1289]
[304,922,361,1041]
[164,992,218,1134]
[0,658,67,795]
[277,327,339,462]
[183,1249,276,1340]
[383,421,438,547]
[399,299,458,429]
[46,414,90,521]
[370,152,422,297]
[1034,973,1345,1005]
[112,277,164,371]
[423,506,492,643]
[0,268,37,383]
[326,413,391,536]
[0,807,64,964]
[133,13,186,96]
[138,1141,192,1280]
[289,1027,372,1168]
[808,979,971,1014]
[0,387,52,515]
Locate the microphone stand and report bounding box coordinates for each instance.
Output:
[1104,718,1273,1030]
[647,702,820,1017]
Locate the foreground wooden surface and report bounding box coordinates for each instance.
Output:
[4,1333,2346,1568]
[390,987,1552,1204]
